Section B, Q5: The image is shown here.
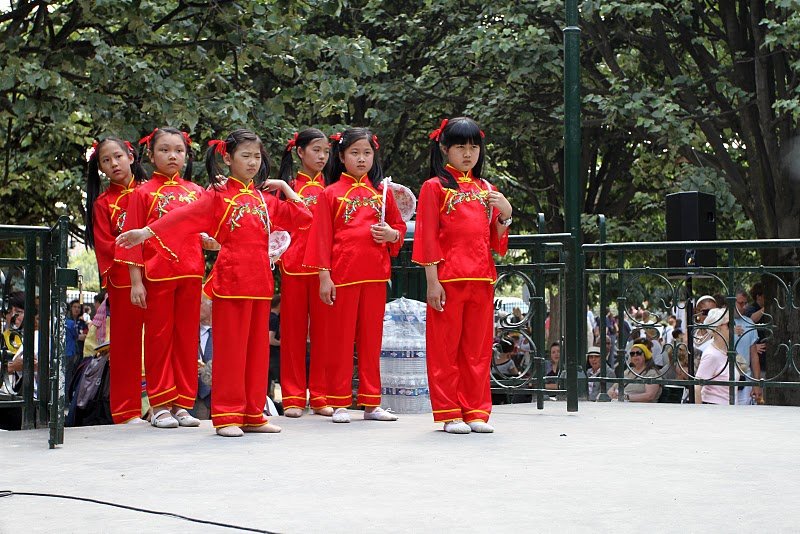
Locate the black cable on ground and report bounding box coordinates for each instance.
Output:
[0,490,278,533]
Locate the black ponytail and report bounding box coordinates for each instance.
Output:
[326,127,384,188]
[85,137,147,249]
[278,128,328,184]
[428,117,485,190]
[205,128,271,189]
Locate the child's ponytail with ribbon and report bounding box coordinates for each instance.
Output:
[277,128,329,184]
[84,137,147,249]
[428,117,485,190]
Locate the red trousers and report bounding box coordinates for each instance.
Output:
[325,282,386,408]
[426,281,494,423]
[108,284,144,424]
[210,298,270,428]
[279,273,328,410]
[143,277,201,409]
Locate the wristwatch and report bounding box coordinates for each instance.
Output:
[498,214,513,226]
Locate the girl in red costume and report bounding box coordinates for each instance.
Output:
[304,127,406,424]
[276,128,334,418]
[118,129,312,437]
[85,137,148,424]
[412,117,512,434]
[116,127,209,429]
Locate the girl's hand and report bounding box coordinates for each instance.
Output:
[200,233,221,251]
[426,280,446,312]
[319,271,336,305]
[263,179,289,195]
[116,228,151,248]
[130,281,147,309]
[212,175,228,190]
[370,222,399,244]
[487,190,512,220]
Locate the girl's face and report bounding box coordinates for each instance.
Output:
[297,137,330,175]
[151,133,187,176]
[340,138,374,178]
[224,141,262,182]
[97,142,134,186]
[443,142,481,173]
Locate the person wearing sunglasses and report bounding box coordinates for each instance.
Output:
[608,339,662,402]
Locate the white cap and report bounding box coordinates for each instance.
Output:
[704,307,729,326]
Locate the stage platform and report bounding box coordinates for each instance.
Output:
[1,401,797,533]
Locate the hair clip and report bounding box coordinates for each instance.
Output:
[208,139,227,157]
[286,132,299,152]
[371,134,380,150]
[138,128,158,148]
[124,141,134,154]
[480,130,485,139]
[181,131,193,147]
[330,132,342,143]
[86,140,99,162]
[428,118,449,142]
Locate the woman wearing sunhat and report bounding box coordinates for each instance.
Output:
[608,338,662,402]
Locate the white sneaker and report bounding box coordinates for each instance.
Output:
[363,407,398,421]
[332,408,351,423]
[443,420,471,434]
[467,421,494,433]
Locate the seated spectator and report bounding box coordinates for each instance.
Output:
[586,346,614,401]
[607,338,662,402]
[695,308,737,405]
[493,336,520,377]
[192,296,213,420]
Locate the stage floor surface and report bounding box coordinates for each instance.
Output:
[1,401,797,533]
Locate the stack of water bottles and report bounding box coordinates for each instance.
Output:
[380,297,431,414]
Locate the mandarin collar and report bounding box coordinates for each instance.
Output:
[341,172,369,185]
[152,171,180,183]
[297,171,323,185]
[445,164,474,183]
[228,175,255,191]
[108,177,134,192]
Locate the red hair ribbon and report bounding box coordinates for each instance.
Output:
[124,141,134,153]
[138,128,158,148]
[208,139,227,157]
[87,140,99,161]
[371,134,380,150]
[480,130,485,139]
[286,132,299,152]
[181,131,193,147]
[330,132,342,143]
[428,118,449,142]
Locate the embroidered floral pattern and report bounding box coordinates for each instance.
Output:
[115,211,127,234]
[339,196,381,223]
[178,191,198,204]
[152,192,176,218]
[226,200,270,233]
[444,190,489,216]
[301,194,318,208]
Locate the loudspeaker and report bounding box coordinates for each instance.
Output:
[665,192,716,268]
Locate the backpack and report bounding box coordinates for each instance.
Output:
[66,355,113,427]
